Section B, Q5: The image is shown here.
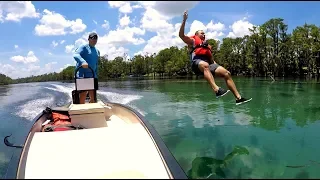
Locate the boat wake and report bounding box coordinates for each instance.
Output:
[44,84,73,101]
[98,91,146,116]
[15,96,55,121]
[16,83,146,121]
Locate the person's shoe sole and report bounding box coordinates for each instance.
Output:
[236,98,252,105]
[216,90,230,99]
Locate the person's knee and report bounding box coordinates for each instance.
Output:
[216,67,231,78]
[223,70,232,79]
[199,62,210,72]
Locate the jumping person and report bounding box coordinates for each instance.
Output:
[73,32,100,104]
[179,10,252,105]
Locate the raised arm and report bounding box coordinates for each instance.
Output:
[179,10,194,46]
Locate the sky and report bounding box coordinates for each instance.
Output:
[1,1,320,79]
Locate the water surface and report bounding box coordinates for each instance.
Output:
[0,77,319,178]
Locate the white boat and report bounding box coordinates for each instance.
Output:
[3,67,187,179]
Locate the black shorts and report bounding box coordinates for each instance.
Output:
[191,59,220,76]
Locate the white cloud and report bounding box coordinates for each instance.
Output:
[106,26,145,46]
[138,1,199,19]
[34,9,86,36]
[136,1,226,55]
[103,1,216,57]
[0,1,39,22]
[119,14,130,27]
[90,26,145,59]
[0,61,58,79]
[102,20,110,30]
[66,21,145,59]
[10,51,39,64]
[44,61,57,69]
[65,35,87,54]
[108,1,133,14]
[207,21,225,32]
[227,18,254,38]
[140,7,172,34]
[51,41,58,48]
[187,20,226,40]
[67,33,126,59]
[0,63,15,77]
[14,45,18,49]
[104,1,206,56]
[65,44,75,54]
[1,2,258,79]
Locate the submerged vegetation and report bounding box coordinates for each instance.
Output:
[1,18,320,84]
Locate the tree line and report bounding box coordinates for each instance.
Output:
[1,18,320,84]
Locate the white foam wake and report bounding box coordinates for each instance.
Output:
[98,91,146,116]
[44,84,74,101]
[45,83,146,116]
[98,91,142,105]
[16,96,55,121]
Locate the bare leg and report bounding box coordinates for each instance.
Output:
[88,90,95,103]
[197,61,220,93]
[214,66,241,100]
[79,91,87,104]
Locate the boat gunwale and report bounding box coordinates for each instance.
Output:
[110,102,187,179]
[3,101,188,179]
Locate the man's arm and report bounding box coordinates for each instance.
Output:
[73,45,87,67]
[96,49,100,77]
[179,11,193,46]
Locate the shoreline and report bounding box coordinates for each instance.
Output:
[2,75,320,86]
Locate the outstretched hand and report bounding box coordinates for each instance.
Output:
[183,10,188,21]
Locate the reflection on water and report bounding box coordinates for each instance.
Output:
[139,78,320,178]
[187,146,249,179]
[0,86,9,97]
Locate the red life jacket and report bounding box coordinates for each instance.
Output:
[41,109,85,132]
[189,35,212,59]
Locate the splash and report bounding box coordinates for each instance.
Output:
[98,91,146,116]
[98,91,142,105]
[15,96,55,121]
[128,104,147,116]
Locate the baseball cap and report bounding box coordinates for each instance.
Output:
[88,32,98,39]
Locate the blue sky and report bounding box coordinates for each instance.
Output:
[0,1,320,79]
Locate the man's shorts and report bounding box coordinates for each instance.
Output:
[191,59,220,76]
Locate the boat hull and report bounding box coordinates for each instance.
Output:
[3,101,187,179]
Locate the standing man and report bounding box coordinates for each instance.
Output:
[179,10,252,105]
[73,32,100,104]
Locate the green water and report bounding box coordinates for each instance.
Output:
[104,77,320,179]
[1,78,320,178]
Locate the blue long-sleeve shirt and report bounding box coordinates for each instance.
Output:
[73,44,100,78]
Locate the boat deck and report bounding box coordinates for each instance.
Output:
[24,115,170,179]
